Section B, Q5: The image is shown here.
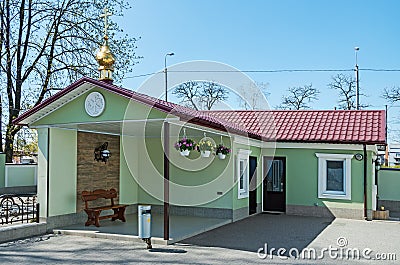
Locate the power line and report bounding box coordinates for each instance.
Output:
[123,68,400,79]
[360,68,400,72]
[123,72,161,79]
[168,69,354,73]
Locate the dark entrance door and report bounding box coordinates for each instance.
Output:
[263,157,286,212]
[249,156,257,215]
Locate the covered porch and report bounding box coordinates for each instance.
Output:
[40,114,235,242]
[53,213,231,245]
[13,78,256,243]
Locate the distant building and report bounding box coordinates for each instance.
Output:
[387,143,400,166]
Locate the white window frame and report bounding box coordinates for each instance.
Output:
[237,149,252,199]
[315,153,353,200]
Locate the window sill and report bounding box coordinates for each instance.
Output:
[238,192,248,199]
[318,193,351,200]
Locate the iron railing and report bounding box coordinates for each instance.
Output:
[0,193,39,225]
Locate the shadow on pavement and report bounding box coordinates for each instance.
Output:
[180,213,334,254]
[148,248,187,253]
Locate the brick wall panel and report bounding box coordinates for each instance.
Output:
[76,132,120,212]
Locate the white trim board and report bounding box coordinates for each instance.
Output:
[234,136,263,147]
[273,142,377,152]
[237,149,252,199]
[234,135,379,152]
[23,84,96,125]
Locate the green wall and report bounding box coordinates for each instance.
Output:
[265,148,374,211]
[0,153,5,188]
[124,125,235,209]
[119,136,139,204]
[37,128,49,217]
[5,165,37,187]
[170,133,233,209]
[48,128,77,216]
[32,88,167,127]
[378,169,400,201]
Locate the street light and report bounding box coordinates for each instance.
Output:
[164,52,175,102]
[354,47,360,110]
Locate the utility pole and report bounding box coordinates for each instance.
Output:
[164,53,174,102]
[355,47,360,110]
[385,104,389,166]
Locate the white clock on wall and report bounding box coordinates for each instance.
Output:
[85,92,105,117]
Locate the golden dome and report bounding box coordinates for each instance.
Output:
[96,36,115,68]
[96,36,115,81]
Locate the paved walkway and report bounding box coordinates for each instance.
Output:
[0,214,399,264]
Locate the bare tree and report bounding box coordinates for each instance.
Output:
[383,86,400,103]
[172,81,228,110]
[199,82,228,110]
[171,81,201,110]
[278,84,319,110]
[0,0,139,162]
[237,82,270,110]
[328,74,368,110]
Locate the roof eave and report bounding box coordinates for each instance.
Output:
[274,139,386,145]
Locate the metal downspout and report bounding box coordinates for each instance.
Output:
[363,144,368,220]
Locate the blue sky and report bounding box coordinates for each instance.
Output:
[114,0,400,138]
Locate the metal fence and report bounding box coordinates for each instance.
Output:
[0,193,39,225]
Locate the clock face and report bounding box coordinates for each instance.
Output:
[85,92,105,117]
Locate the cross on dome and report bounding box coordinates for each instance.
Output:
[100,8,112,37]
[96,7,115,83]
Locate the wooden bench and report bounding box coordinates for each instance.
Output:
[81,188,127,227]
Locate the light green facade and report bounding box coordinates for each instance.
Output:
[378,169,400,201]
[123,129,235,209]
[28,83,378,221]
[32,88,168,127]
[119,136,139,205]
[48,128,77,216]
[33,89,128,126]
[274,148,363,210]
[37,128,49,217]
[37,128,77,217]
[262,148,375,212]
[36,127,78,217]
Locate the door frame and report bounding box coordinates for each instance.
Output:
[249,156,258,215]
[261,156,286,213]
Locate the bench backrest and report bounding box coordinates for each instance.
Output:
[81,188,117,209]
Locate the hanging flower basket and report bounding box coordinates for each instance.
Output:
[201,150,211,158]
[198,138,215,158]
[180,149,190,157]
[174,137,197,157]
[216,144,231,160]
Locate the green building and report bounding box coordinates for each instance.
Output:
[14,76,386,240]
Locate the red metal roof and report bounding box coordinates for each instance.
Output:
[13,77,386,145]
[206,110,386,144]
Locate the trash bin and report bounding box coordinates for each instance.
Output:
[138,205,152,249]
